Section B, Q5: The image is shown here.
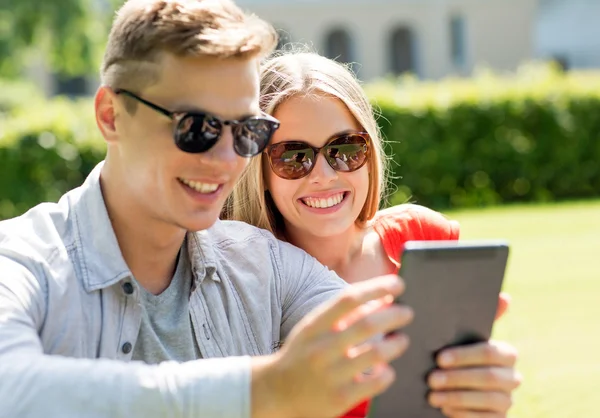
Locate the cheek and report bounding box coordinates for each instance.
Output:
[351,169,371,206]
[266,174,297,213]
[126,138,184,196]
[121,119,175,170]
[229,156,250,186]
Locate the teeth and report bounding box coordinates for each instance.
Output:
[180,178,219,193]
[302,193,345,209]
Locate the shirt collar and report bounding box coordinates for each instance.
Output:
[187,229,219,284]
[72,162,219,292]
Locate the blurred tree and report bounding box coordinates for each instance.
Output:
[0,0,121,78]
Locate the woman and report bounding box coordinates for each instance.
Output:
[223,51,520,418]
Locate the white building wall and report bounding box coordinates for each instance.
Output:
[238,0,537,81]
[535,0,600,69]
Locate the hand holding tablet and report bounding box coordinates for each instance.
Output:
[367,240,518,418]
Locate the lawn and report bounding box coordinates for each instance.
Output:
[448,200,600,418]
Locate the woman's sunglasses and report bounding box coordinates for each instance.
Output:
[114,89,280,157]
[265,132,370,180]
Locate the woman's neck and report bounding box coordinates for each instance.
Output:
[283,222,366,276]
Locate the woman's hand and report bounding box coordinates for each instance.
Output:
[427,340,522,418]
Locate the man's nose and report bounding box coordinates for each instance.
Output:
[196,126,241,172]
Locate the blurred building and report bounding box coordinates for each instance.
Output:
[29,0,600,96]
[535,0,600,70]
[237,0,538,80]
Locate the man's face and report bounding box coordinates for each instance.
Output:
[110,54,259,232]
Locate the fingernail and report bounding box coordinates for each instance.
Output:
[429,393,446,407]
[389,278,402,291]
[429,372,446,388]
[439,352,454,366]
[400,306,414,319]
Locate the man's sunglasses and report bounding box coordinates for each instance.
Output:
[265,132,370,180]
[114,89,280,157]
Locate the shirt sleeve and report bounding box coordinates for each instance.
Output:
[373,204,460,267]
[272,238,349,340]
[0,257,252,418]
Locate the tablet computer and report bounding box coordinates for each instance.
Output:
[367,240,509,418]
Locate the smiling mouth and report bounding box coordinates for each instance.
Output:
[179,178,220,194]
[300,192,347,209]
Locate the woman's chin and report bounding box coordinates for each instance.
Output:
[302,220,357,239]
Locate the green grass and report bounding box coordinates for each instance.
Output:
[448,200,600,418]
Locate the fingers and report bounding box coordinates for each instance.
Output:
[495,292,511,320]
[335,302,413,349]
[429,390,513,414]
[334,332,410,383]
[335,294,395,331]
[312,303,412,367]
[440,409,505,418]
[430,341,521,415]
[437,341,518,369]
[303,275,405,338]
[428,367,522,392]
[335,364,396,412]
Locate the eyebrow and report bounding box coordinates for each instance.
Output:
[331,128,363,137]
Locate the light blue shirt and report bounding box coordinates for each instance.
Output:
[0,162,347,418]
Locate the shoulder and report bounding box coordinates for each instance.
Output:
[204,220,343,308]
[0,196,75,271]
[373,203,460,241]
[371,204,460,267]
[206,219,314,269]
[0,198,76,322]
[207,219,280,247]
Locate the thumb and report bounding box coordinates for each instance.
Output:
[495,292,511,320]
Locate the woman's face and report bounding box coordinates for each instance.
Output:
[264,94,370,239]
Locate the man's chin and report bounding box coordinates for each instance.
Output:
[180,217,220,232]
[170,206,222,232]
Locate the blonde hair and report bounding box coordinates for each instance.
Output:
[223,50,388,236]
[100,0,277,93]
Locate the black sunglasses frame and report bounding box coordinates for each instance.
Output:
[114,88,280,157]
[264,131,371,180]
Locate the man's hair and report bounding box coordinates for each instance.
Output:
[100,0,277,92]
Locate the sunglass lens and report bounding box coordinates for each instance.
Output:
[268,143,315,179]
[235,118,278,157]
[174,114,221,153]
[325,134,369,172]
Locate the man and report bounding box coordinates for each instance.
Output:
[0,1,411,417]
[0,1,519,417]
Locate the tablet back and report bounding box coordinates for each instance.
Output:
[367,240,509,418]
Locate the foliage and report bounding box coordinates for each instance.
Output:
[0,96,105,220]
[0,0,122,77]
[1,63,600,219]
[367,63,600,209]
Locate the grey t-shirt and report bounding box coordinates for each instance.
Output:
[132,243,201,363]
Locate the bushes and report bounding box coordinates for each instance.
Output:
[368,64,600,209]
[0,79,44,112]
[0,96,105,220]
[1,63,600,220]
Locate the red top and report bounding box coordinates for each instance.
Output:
[340,204,460,417]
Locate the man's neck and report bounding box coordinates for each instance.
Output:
[99,164,186,295]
